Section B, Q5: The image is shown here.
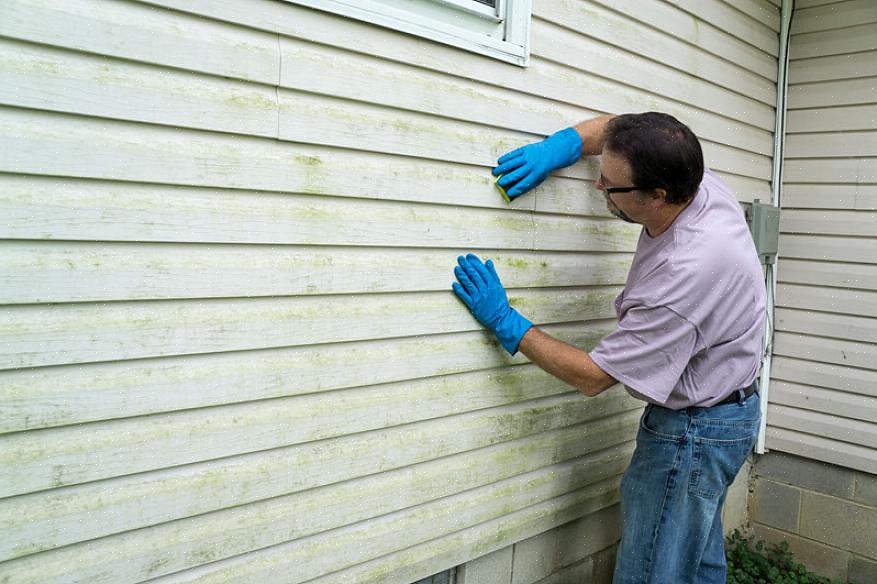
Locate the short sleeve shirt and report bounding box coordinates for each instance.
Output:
[589,169,766,409]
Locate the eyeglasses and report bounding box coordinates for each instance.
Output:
[603,186,645,194]
[597,173,654,195]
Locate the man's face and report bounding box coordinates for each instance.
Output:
[595,149,649,224]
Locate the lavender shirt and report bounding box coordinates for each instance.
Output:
[589,169,766,409]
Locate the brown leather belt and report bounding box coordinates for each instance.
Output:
[717,380,758,406]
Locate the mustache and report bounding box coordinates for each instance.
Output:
[604,195,636,223]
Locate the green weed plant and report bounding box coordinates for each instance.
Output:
[725,530,862,584]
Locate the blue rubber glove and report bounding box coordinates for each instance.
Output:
[492,127,583,200]
[452,253,533,355]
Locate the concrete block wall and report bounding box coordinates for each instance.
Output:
[749,451,877,583]
[456,505,620,584]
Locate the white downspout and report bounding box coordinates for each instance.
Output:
[756,0,793,454]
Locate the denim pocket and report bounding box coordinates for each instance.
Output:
[688,425,758,499]
[639,405,688,442]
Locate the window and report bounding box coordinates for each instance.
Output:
[286,0,532,66]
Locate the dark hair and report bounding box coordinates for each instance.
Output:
[604,112,704,205]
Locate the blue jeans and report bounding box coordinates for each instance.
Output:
[613,392,761,584]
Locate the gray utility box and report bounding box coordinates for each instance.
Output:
[743,199,780,265]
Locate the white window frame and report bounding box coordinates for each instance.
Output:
[286,0,532,66]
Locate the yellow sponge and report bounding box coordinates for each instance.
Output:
[494,174,511,203]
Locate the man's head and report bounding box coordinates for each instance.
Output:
[600,111,703,200]
[596,112,704,232]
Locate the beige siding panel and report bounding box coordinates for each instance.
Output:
[777,257,877,289]
[778,234,877,263]
[0,406,638,564]
[589,0,777,79]
[780,208,877,236]
[0,180,609,248]
[774,330,876,370]
[789,52,877,84]
[0,383,635,498]
[0,177,543,243]
[726,0,782,31]
[0,176,641,246]
[792,0,877,35]
[766,427,877,474]
[671,0,779,53]
[786,104,877,133]
[0,107,535,211]
[533,6,776,107]
[795,0,852,8]
[703,145,772,182]
[0,38,278,137]
[0,288,620,370]
[789,23,877,60]
[772,355,877,399]
[148,460,627,584]
[0,0,280,85]
[0,413,639,582]
[770,380,877,423]
[788,77,877,109]
[0,323,610,434]
[276,88,583,175]
[767,404,877,449]
[533,214,642,250]
[776,283,877,318]
[0,242,633,304]
[783,157,877,183]
[782,184,877,210]
[715,172,773,203]
[776,307,877,344]
[784,131,877,159]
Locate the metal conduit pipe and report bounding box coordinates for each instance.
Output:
[756,0,794,454]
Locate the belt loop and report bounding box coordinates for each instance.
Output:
[736,387,745,406]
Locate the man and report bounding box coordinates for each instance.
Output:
[452,112,765,584]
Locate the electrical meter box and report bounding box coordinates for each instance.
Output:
[744,198,780,265]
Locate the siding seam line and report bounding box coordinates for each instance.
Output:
[509,538,516,584]
[276,33,282,139]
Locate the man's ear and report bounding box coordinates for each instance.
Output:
[651,188,668,205]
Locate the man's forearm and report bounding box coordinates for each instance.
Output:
[573,115,616,156]
[517,326,617,397]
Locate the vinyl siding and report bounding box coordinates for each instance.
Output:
[770,0,877,474]
[0,0,779,582]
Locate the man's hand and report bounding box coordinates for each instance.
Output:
[452,253,533,355]
[492,127,583,200]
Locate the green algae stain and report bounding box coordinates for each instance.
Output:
[507,295,525,309]
[225,92,276,110]
[503,258,529,269]
[294,154,329,195]
[295,155,323,168]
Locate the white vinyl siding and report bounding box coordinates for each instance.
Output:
[0,0,778,582]
[770,0,877,474]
